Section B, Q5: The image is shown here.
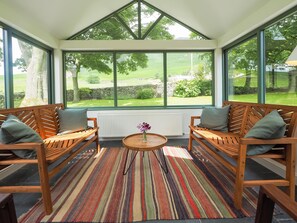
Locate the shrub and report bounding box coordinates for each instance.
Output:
[173,80,200,97]
[0,94,4,108]
[66,90,74,101]
[136,88,155,99]
[198,80,212,96]
[79,88,92,100]
[87,74,100,84]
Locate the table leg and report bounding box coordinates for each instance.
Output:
[152,148,168,174]
[123,149,139,175]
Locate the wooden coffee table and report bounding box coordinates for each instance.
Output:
[122,133,168,175]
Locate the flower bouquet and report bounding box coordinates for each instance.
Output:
[137,122,151,142]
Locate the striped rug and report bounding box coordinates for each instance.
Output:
[19,145,258,222]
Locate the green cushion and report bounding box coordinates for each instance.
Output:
[199,105,230,132]
[245,110,286,155]
[58,108,88,134]
[0,115,43,158]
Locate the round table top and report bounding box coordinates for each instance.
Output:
[122,133,167,151]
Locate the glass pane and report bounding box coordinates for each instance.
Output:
[116,52,164,107]
[265,12,297,106]
[118,2,138,37]
[73,16,133,40]
[71,3,207,41]
[227,37,258,102]
[65,52,114,107]
[140,2,161,37]
[12,37,48,107]
[146,16,206,40]
[167,52,213,106]
[0,28,4,108]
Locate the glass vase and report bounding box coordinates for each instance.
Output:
[142,131,147,142]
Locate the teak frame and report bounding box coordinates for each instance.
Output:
[0,104,100,214]
[188,101,297,209]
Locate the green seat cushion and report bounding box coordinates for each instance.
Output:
[245,110,286,155]
[199,105,230,132]
[0,114,43,158]
[58,108,88,134]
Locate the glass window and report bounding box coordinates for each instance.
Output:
[117,52,164,107]
[146,16,205,40]
[118,2,139,37]
[265,12,297,106]
[167,52,213,106]
[73,16,134,40]
[65,52,114,107]
[140,2,161,37]
[12,37,49,107]
[64,50,214,108]
[226,37,258,102]
[70,1,207,40]
[0,28,4,108]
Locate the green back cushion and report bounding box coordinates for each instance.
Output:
[58,108,88,134]
[199,105,230,132]
[245,110,286,155]
[0,114,43,158]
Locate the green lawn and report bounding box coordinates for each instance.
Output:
[67,96,212,107]
[230,92,297,106]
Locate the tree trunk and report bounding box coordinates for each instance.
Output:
[20,47,47,107]
[72,70,80,102]
[244,69,252,89]
[288,71,297,93]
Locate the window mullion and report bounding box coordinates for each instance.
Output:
[142,14,164,39]
[3,28,14,108]
[115,14,138,40]
[138,0,141,39]
[163,52,167,107]
[113,52,118,107]
[257,30,265,104]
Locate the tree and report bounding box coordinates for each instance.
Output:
[14,41,48,107]
[19,45,47,106]
[228,38,258,90]
[265,13,297,91]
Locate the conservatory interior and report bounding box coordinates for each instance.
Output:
[0,0,297,222]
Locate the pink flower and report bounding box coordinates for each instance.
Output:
[137,122,151,133]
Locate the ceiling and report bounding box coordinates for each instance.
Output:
[1,0,297,41]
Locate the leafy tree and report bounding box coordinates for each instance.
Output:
[265,13,297,91]
[228,38,257,90]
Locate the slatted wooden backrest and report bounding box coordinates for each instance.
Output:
[0,103,64,140]
[223,101,297,138]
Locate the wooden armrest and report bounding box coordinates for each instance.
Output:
[0,142,43,150]
[255,184,297,223]
[190,116,201,126]
[87,117,98,128]
[240,137,297,145]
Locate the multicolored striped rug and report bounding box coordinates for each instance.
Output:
[19,145,258,222]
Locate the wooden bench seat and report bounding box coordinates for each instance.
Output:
[188,101,297,209]
[0,104,100,214]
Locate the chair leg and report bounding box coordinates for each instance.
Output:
[188,133,193,151]
[234,145,247,209]
[255,186,275,223]
[36,145,53,215]
[285,143,296,200]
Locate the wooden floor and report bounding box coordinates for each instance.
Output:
[1,138,296,223]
